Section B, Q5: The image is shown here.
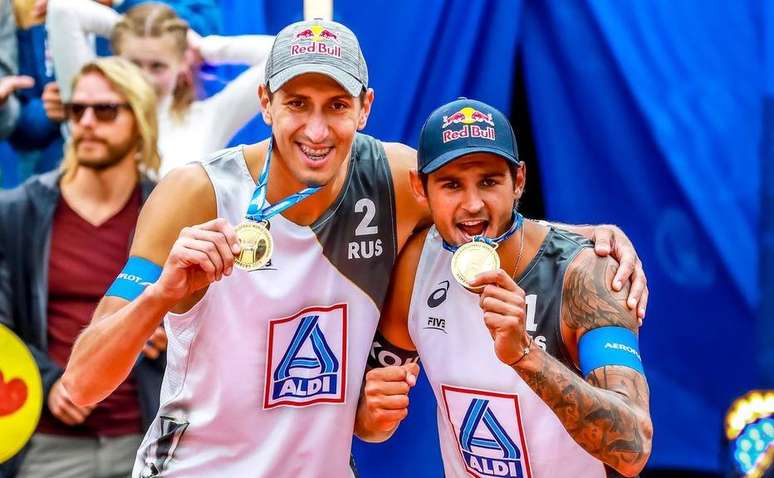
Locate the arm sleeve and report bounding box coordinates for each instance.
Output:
[0,230,63,400]
[199,35,274,148]
[27,347,65,400]
[198,34,274,66]
[0,1,17,75]
[0,230,13,330]
[116,0,222,36]
[47,0,121,101]
[0,0,20,138]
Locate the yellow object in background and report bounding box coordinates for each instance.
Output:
[0,324,42,463]
[12,0,44,29]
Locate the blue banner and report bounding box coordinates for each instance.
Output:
[760,0,774,391]
[522,0,761,471]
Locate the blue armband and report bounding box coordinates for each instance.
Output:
[105,256,162,301]
[578,326,644,376]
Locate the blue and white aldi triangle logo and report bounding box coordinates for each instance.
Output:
[442,386,533,478]
[263,304,348,409]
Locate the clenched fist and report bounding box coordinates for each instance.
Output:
[357,362,419,439]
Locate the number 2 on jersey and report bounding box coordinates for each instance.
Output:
[348,198,383,259]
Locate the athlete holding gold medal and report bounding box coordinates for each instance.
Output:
[356,98,653,477]
[448,211,523,291]
[233,141,320,271]
[59,20,649,478]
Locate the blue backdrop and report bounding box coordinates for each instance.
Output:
[760,0,774,392]
[520,1,762,472]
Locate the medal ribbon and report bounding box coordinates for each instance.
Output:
[442,210,524,253]
[245,141,321,222]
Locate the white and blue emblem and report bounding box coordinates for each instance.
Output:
[442,386,532,478]
[263,304,348,408]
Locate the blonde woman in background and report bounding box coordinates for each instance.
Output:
[47,0,273,176]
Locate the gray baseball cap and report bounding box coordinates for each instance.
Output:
[265,19,368,97]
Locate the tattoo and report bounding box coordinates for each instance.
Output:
[520,355,651,474]
[563,252,639,332]
[515,251,652,475]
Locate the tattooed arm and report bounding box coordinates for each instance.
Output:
[471,248,652,477]
[541,222,649,322]
[527,249,651,476]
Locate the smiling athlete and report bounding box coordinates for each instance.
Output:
[356,98,653,478]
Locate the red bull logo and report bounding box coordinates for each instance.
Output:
[442,106,497,143]
[291,24,342,58]
[295,25,339,42]
[442,107,495,128]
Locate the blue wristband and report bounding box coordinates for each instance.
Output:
[105,256,162,301]
[578,326,644,376]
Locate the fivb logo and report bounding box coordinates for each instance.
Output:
[442,386,532,478]
[263,304,348,409]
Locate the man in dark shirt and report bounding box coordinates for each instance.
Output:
[0,56,164,478]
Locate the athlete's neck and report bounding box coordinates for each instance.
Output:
[497,219,547,279]
[261,142,350,226]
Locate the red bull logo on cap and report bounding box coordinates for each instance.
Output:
[442,107,496,144]
[291,24,342,58]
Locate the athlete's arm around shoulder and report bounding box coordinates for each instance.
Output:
[516,248,653,476]
[383,142,432,252]
[63,164,240,406]
[354,228,427,442]
[377,226,427,351]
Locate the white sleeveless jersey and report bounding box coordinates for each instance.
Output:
[133,134,398,477]
[408,227,614,478]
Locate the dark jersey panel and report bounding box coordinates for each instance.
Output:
[312,133,398,309]
[517,227,591,372]
[517,228,630,478]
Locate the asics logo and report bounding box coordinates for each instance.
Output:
[427,280,450,308]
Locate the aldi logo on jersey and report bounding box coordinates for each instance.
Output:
[442,386,533,478]
[263,304,348,409]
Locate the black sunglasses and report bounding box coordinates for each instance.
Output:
[65,103,130,123]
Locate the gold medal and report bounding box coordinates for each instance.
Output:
[234,221,273,271]
[451,240,500,291]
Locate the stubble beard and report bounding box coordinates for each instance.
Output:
[75,137,138,171]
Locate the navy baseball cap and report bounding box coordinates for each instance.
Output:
[417,98,519,174]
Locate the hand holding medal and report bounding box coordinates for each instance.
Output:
[234,141,321,271]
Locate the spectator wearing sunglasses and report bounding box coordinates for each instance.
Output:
[47,0,273,176]
[0,57,164,478]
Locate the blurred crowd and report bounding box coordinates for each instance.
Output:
[0,0,273,183]
[0,0,273,476]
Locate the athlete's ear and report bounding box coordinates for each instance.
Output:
[513,162,526,201]
[357,88,375,130]
[409,169,428,207]
[259,83,272,125]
